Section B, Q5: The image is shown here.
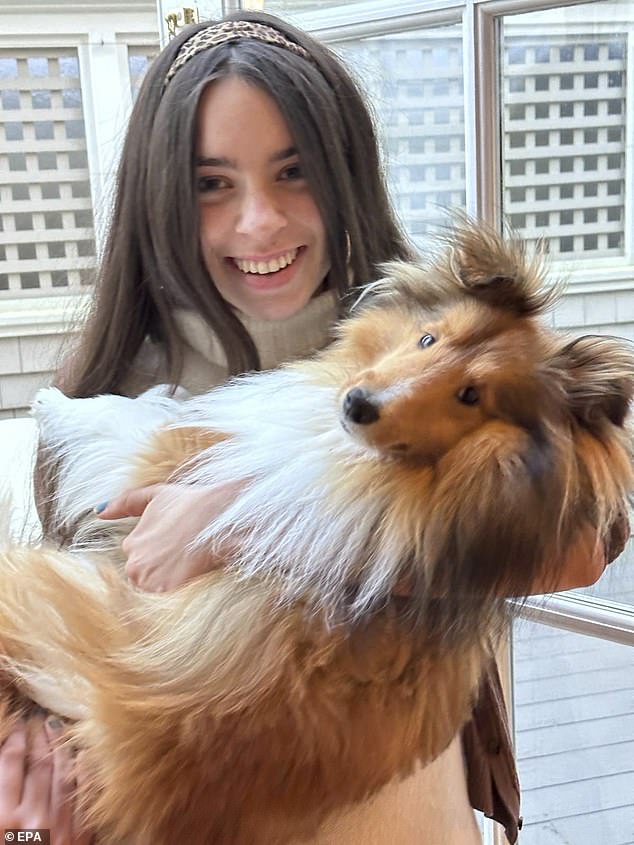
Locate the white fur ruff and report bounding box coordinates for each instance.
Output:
[32,385,186,540]
[34,366,417,622]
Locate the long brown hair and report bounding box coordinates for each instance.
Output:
[65,10,413,397]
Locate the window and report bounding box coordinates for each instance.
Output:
[0,49,96,296]
[501,22,627,259]
[128,46,160,100]
[513,612,634,844]
[335,24,466,247]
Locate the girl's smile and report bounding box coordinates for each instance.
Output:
[228,246,308,290]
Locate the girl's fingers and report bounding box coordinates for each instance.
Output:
[46,718,75,833]
[96,485,166,520]
[72,750,95,845]
[0,719,27,810]
[20,719,53,812]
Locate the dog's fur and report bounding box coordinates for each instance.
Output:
[0,225,633,844]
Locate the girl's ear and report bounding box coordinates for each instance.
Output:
[551,335,634,430]
[419,421,573,643]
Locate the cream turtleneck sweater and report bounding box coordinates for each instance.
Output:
[124,292,482,844]
[122,291,339,397]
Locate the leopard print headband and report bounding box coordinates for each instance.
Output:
[163,20,312,89]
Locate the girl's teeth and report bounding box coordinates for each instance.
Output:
[236,249,298,275]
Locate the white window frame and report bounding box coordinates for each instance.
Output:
[0,3,158,365]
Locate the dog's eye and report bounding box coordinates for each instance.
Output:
[419,333,436,349]
[457,386,480,406]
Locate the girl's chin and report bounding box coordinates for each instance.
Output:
[237,291,316,322]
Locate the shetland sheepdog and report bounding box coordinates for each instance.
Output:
[0,225,632,845]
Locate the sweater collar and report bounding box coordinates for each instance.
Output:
[173,290,338,374]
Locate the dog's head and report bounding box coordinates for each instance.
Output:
[332,224,634,638]
[338,226,556,460]
[338,296,556,463]
[337,223,633,460]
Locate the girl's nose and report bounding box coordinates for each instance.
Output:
[235,189,287,239]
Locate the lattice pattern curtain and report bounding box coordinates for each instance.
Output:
[338,28,466,247]
[0,50,97,297]
[503,34,627,258]
[339,25,627,258]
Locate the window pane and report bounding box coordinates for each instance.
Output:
[332,25,466,248]
[128,46,159,100]
[501,2,629,262]
[0,49,97,297]
[514,618,634,844]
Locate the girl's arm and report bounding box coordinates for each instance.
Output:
[100,481,629,595]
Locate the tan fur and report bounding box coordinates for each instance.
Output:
[0,224,632,844]
[334,301,542,461]
[133,426,227,486]
[0,547,485,844]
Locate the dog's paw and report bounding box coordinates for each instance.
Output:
[31,386,69,414]
[31,388,77,437]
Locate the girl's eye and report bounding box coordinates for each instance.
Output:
[419,333,436,348]
[457,386,480,406]
[197,175,229,194]
[280,162,304,181]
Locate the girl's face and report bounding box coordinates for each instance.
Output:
[195,76,330,321]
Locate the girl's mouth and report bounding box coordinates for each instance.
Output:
[233,248,300,276]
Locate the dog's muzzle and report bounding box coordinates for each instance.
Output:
[343,387,380,425]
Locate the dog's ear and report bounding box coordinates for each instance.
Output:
[551,335,634,430]
[418,421,574,644]
[441,223,557,316]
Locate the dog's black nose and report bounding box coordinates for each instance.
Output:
[343,387,380,425]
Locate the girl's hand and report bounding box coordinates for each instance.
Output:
[96,482,242,592]
[393,520,626,600]
[0,716,92,844]
[530,515,629,596]
[531,524,606,595]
